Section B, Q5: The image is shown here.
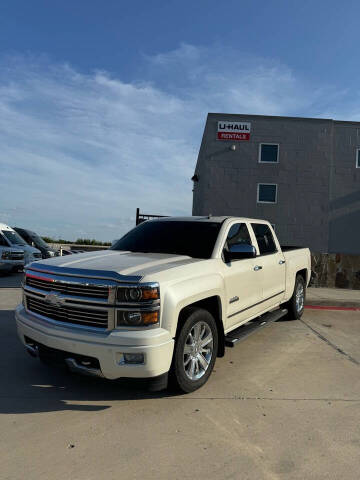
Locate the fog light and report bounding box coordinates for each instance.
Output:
[124,311,143,326]
[123,353,144,364]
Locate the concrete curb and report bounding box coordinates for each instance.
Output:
[305,305,360,312]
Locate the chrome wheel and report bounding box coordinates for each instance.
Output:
[183,321,213,381]
[296,283,304,312]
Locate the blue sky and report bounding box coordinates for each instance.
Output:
[1,0,359,241]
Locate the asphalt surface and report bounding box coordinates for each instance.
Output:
[1,273,360,480]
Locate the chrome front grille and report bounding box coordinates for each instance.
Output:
[27,296,108,329]
[10,252,24,260]
[26,275,109,299]
[22,268,157,332]
[24,270,114,330]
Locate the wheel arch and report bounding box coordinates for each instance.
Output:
[176,296,225,358]
[296,268,308,285]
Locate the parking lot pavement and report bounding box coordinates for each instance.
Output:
[1,277,360,480]
[0,271,23,289]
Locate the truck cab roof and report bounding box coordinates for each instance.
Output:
[0,223,16,230]
[149,216,269,224]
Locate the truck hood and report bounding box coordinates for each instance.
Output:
[7,243,41,255]
[26,249,201,280]
[23,245,42,254]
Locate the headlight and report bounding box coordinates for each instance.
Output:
[127,288,142,301]
[116,285,159,303]
[47,251,55,257]
[1,251,11,260]
[115,284,160,328]
[116,310,159,327]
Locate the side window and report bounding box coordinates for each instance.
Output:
[251,223,277,255]
[0,234,8,246]
[225,223,252,249]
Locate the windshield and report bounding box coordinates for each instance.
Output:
[111,220,222,259]
[30,232,50,249]
[2,229,26,246]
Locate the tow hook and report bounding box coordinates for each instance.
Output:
[25,343,39,358]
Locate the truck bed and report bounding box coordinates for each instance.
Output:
[281,245,306,252]
[282,246,311,288]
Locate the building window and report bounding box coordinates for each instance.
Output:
[259,143,279,163]
[357,148,360,168]
[257,184,277,204]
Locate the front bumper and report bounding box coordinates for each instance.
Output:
[15,305,174,380]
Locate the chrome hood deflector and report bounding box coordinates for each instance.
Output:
[26,249,201,282]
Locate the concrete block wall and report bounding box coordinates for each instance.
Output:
[329,122,360,254]
[311,252,360,290]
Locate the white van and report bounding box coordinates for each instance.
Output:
[0,235,24,274]
[0,223,42,266]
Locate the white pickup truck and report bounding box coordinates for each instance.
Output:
[16,217,311,392]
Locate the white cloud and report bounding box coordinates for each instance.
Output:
[0,45,354,240]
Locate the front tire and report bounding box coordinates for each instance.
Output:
[170,308,218,393]
[285,274,306,320]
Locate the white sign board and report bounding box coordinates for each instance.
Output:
[217,121,251,141]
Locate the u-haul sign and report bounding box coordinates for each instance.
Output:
[217,121,251,141]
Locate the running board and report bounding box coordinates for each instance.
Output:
[225,308,288,347]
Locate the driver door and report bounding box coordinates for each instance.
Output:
[220,222,263,330]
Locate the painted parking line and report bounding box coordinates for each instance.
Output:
[305,305,360,312]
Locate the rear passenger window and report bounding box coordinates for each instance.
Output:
[251,223,277,255]
[225,223,252,248]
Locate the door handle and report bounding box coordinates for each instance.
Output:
[279,260,286,265]
[254,265,263,271]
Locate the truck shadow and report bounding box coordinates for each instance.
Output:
[0,309,179,415]
[0,272,23,288]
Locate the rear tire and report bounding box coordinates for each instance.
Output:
[169,308,218,393]
[285,274,306,320]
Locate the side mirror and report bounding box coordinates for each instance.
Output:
[225,244,256,262]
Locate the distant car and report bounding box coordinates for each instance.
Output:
[13,227,58,259]
[0,223,41,265]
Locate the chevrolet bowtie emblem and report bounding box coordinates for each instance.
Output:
[44,292,65,307]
